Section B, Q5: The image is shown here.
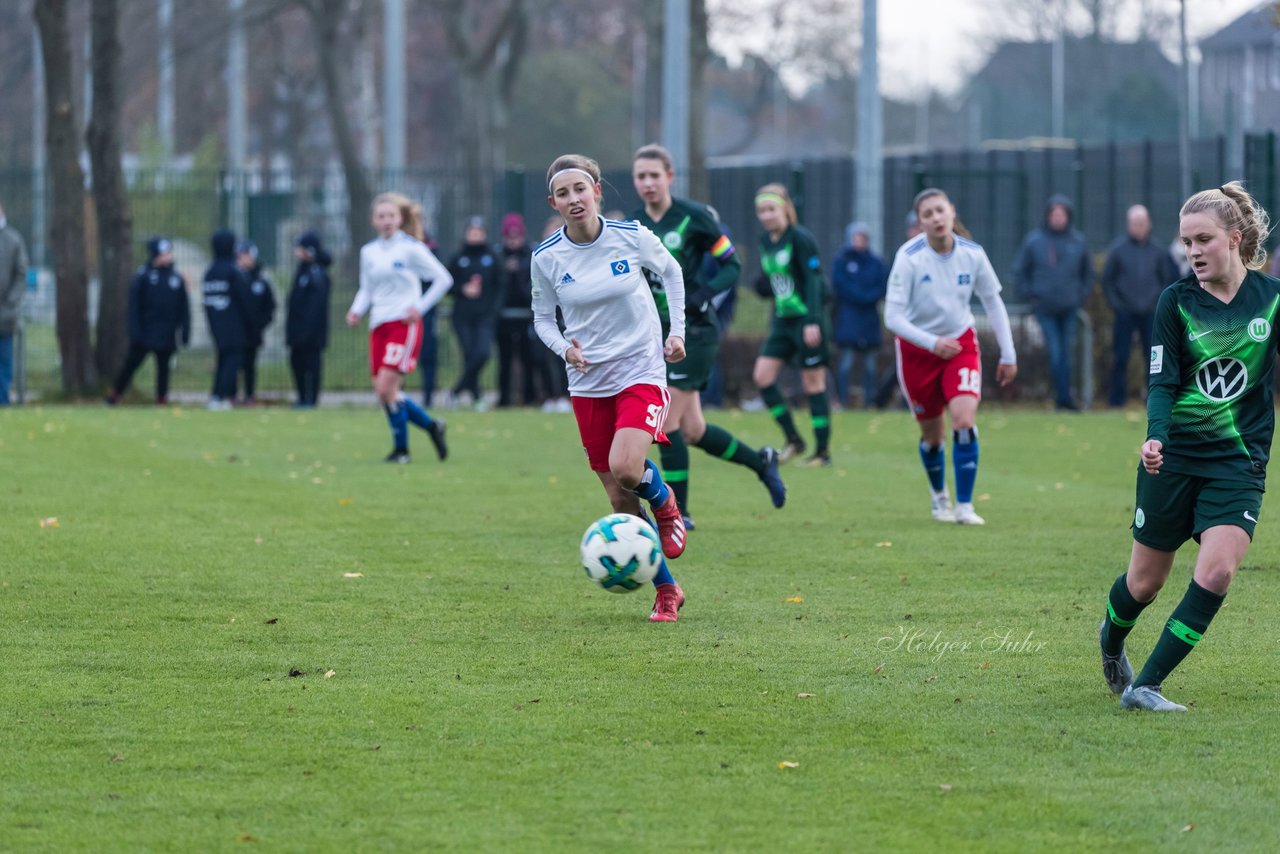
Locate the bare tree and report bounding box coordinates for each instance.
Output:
[289,0,373,272]
[87,0,134,384]
[35,0,95,394]
[689,0,710,200]
[437,0,527,215]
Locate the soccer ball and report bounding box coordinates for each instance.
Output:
[580,513,662,593]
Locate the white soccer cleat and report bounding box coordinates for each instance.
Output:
[930,490,955,522]
[954,502,985,525]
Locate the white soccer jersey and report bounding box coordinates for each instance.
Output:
[884,234,1016,363]
[350,231,453,330]
[531,217,686,397]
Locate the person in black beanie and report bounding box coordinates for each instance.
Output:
[447,216,502,409]
[105,235,190,405]
[236,239,276,405]
[286,230,332,408]
[203,228,254,409]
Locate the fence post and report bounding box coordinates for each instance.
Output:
[791,163,806,222]
[1077,307,1093,410]
[504,167,525,217]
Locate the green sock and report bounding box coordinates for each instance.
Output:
[760,385,800,443]
[1134,580,1224,688]
[660,429,690,513]
[1101,572,1150,656]
[808,392,831,454]
[694,423,764,474]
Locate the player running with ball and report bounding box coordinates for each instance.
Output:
[532,154,690,623]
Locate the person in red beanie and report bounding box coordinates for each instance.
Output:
[496,213,553,406]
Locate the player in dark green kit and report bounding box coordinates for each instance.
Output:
[1098,181,1276,712]
[751,183,834,466]
[631,144,787,530]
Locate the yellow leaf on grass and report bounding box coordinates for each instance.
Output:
[1180,823,1195,833]
[875,541,892,548]
[343,572,363,578]
[797,693,816,698]
[939,784,953,792]
[323,670,336,679]
[784,596,804,603]
[39,517,60,528]
[778,761,800,769]
[338,498,353,506]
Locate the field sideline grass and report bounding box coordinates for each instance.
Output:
[4,404,1279,852]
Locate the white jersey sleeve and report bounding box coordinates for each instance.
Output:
[349,244,374,319]
[637,225,686,340]
[406,242,453,314]
[531,251,569,360]
[884,246,940,353]
[972,248,1017,364]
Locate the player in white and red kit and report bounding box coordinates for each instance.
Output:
[347,192,453,463]
[885,188,1017,525]
[531,153,689,622]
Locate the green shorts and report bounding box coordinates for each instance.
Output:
[666,322,718,391]
[1132,466,1262,551]
[759,317,829,369]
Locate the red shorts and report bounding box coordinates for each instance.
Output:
[369,320,423,376]
[895,328,982,421]
[571,384,671,472]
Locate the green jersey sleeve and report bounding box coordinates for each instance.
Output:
[791,228,826,325]
[1146,286,1183,446]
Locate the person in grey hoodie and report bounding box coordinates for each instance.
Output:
[1100,205,1178,407]
[1014,195,1093,410]
[0,201,28,406]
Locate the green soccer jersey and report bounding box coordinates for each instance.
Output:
[632,197,740,329]
[759,224,826,323]
[1147,270,1280,484]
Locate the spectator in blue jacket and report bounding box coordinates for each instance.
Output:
[286,231,331,408]
[203,228,254,410]
[1014,195,1093,411]
[236,240,276,405]
[105,236,190,405]
[831,222,888,408]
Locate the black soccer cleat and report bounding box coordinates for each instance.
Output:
[427,420,448,461]
[384,448,411,464]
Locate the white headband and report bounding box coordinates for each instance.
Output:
[548,168,597,192]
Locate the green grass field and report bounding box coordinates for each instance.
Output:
[4,404,1279,852]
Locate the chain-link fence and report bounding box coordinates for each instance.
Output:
[6,132,1277,405]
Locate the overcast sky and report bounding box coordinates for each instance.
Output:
[874,0,1262,98]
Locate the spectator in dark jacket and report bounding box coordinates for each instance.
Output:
[1100,205,1179,407]
[494,213,547,407]
[203,228,254,409]
[831,222,888,408]
[236,240,276,405]
[1014,194,1092,410]
[105,235,190,405]
[447,216,502,409]
[286,231,332,408]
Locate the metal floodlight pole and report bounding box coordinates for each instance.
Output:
[227,0,247,235]
[159,0,174,160]
[661,0,690,195]
[1052,30,1064,139]
[855,0,883,254]
[383,0,406,175]
[31,19,46,269]
[1178,0,1191,201]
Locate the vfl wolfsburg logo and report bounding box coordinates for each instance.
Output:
[775,247,792,266]
[1195,357,1248,402]
[1135,508,1145,528]
[663,232,683,250]
[1248,317,1271,342]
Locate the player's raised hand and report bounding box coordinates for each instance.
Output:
[664,336,686,363]
[565,338,590,373]
[1140,439,1163,474]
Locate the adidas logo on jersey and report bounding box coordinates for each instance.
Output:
[560,273,575,284]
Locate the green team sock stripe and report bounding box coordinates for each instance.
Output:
[769,405,788,418]
[719,439,739,460]
[811,416,830,429]
[1167,618,1203,646]
[1107,602,1137,628]
[664,469,689,482]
